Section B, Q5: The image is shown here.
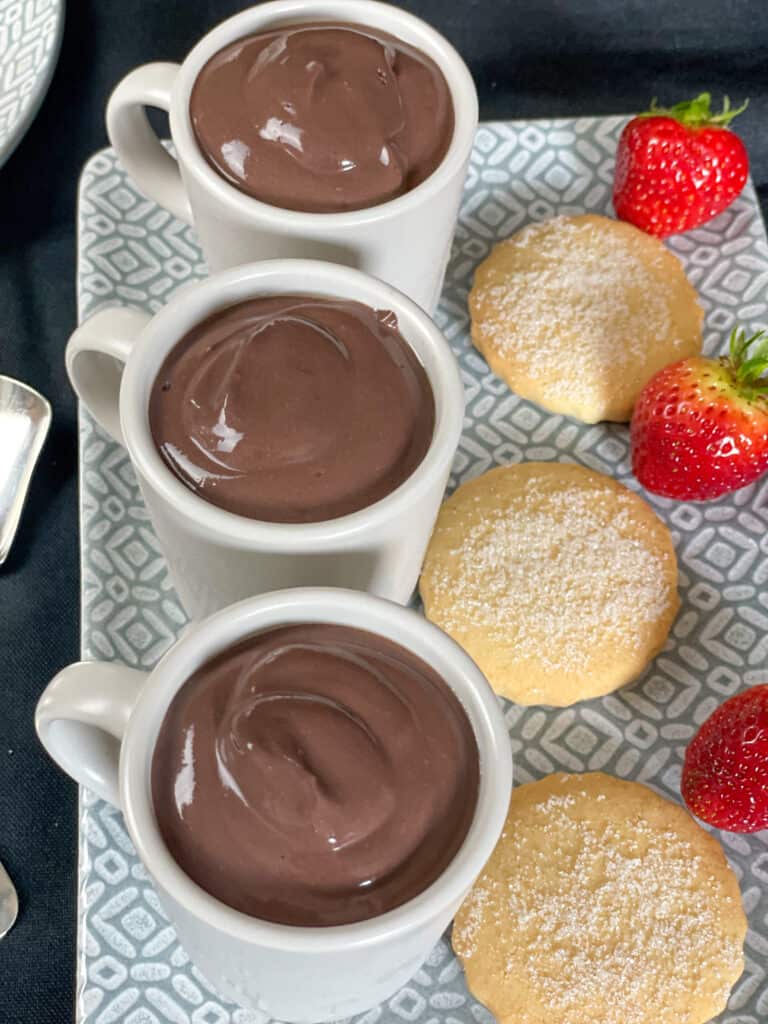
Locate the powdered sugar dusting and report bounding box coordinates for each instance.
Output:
[471,215,689,405]
[454,879,500,960]
[455,784,743,1024]
[425,476,674,677]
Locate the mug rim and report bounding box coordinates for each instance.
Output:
[167,0,479,228]
[120,259,465,549]
[120,587,513,952]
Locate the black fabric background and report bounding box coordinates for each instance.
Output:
[1,0,766,1018]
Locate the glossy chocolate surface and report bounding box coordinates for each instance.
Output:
[151,624,479,926]
[149,295,435,523]
[190,23,454,212]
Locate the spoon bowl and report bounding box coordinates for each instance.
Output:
[0,859,18,938]
[0,375,52,565]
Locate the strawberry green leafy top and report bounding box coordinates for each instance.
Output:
[640,93,748,129]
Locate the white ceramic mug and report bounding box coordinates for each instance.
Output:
[66,260,464,620]
[106,0,478,314]
[36,587,513,1022]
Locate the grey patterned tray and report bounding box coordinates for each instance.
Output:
[77,118,768,1024]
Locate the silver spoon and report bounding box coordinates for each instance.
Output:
[0,859,18,938]
[0,375,52,565]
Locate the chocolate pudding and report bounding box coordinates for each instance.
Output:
[189,22,454,213]
[151,624,479,927]
[149,296,435,523]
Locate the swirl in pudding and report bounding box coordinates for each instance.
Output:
[148,295,435,523]
[189,23,454,212]
[151,624,479,926]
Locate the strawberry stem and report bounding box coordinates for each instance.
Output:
[641,92,748,128]
[729,327,768,388]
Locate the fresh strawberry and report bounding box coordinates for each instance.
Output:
[682,684,768,833]
[613,93,749,237]
[630,327,768,500]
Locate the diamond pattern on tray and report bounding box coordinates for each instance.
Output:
[77,120,768,1024]
[0,0,60,155]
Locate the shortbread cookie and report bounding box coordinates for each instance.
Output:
[419,462,679,706]
[469,214,703,422]
[453,772,747,1024]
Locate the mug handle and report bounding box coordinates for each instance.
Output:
[66,306,151,444]
[106,63,193,224]
[35,662,147,806]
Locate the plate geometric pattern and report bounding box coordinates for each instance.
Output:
[0,0,63,165]
[77,119,768,1024]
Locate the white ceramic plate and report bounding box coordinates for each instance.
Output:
[0,0,64,168]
